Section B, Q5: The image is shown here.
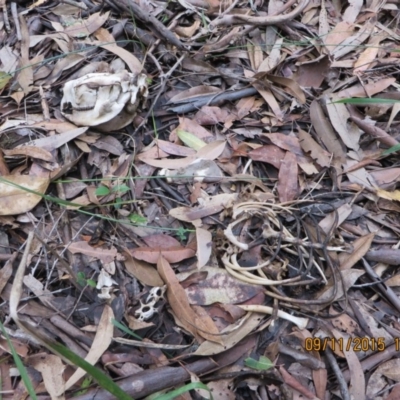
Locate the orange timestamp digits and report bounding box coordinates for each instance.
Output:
[304,337,388,352]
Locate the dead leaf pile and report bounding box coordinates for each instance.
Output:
[0,0,400,399]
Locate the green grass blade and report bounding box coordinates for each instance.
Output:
[49,341,134,400]
[381,143,400,156]
[332,98,400,105]
[0,321,38,400]
[111,319,143,340]
[153,382,213,400]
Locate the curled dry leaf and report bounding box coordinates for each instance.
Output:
[0,175,49,216]
[193,313,263,356]
[162,159,224,184]
[178,266,264,306]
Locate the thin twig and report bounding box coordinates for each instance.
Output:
[324,346,351,400]
[210,0,310,27]
[10,2,21,41]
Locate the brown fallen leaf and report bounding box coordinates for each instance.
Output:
[131,246,195,264]
[277,152,298,202]
[3,146,54,162]
[319,204,352,234]
[353,32,384,74]
[11,16,33,105]
[123,250,164,287]
[170,117,214,143]
[67,241,119,264]
[52,12,109,37]
[157,256,222,343]
[310,100,346,164]
[65,305,114,390]
[324,21,355,53]
[0,336,29,358]
[194,106,231,125]
[30,354,66,400]
[196,227,212,269]
[0,175,49,216]
[339,233,375,270]
[297,128,331,168]
[248,145,285,169]
[330,327,365,400]
[336,77,396,98]
[93,28,142,74]
[178,267,263,306]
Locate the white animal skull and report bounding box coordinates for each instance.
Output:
[61,71,148,131]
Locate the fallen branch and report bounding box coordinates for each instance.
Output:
[72,335,257,399]
[210,0,310,28]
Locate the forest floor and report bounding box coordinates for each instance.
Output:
[0,0,400,399]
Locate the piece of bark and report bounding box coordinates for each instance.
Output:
[366,249,400,265]
[72,335,257,399]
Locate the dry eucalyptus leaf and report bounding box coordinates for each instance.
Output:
[162,159,224,184]
[0,175,49,216]
[65,305,114,390]
[30,353,66,400]
[61,71,148,131]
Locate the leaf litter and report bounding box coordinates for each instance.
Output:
[0,0,400,399]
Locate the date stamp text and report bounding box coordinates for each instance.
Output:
[304,337,400,352]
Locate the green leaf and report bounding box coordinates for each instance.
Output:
[87,279,97,288]
[95,186,111,196]
[77,271,86,286]
[245,356,273,371]
[176,227,188,241]
[112,319,142,340]
[112,184,130,194]
[114,197,122,210]
[176,129,207,150]
[128,213,147,225]
[0,321,38,400]
[154,382,212,400]
[381,143,400,156]
[74,376,93,396]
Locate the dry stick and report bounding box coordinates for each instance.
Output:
[210,0,310,27]
[72,335,257,400]
[2,3,10,33]
[278,343,325,370]
[116,0,186,50]
[324,346,351,400]
[350,115,399,147]
[278,365,319,400]
[366,248,400,265]
[342,344,398,383]
[361,258,400,313]
[10,3,21,40]
[132,54,185,137]
[210,0,297,28]
[168,87,258,113]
